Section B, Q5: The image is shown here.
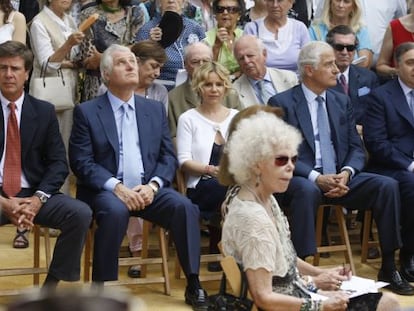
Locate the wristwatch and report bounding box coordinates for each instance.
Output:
[148,182,159,196]
[34,191,49,204]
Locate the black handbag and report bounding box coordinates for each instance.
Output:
[208,268,253,311]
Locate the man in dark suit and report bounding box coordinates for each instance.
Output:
[269,41,413,295]
[69,44,208,310]
[326,25,379,126]
[326,25,380,260]
[363,42,414,285]
[0,41,91,289]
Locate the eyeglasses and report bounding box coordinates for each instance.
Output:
[274,155,297,166]
[216,5,240,13]
[332,44,357,52]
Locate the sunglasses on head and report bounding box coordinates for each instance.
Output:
[274,155,298,166]
[216,5,240,13]
[332,44,357,52]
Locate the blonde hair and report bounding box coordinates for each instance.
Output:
[191,61,232,100]
[319,0,363,33]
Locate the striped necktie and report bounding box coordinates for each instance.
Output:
[3,102,21,197]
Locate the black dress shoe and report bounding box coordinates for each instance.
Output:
[185,286,209,311]
[378,269,414,296]
[127,266,141,278]
[367,247,381,260]
[400,253,414,282]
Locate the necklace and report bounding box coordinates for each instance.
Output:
[243,184,274,220]
[100,3,122,13]
[242,185,278,227]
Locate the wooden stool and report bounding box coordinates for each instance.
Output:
[313,205,356,274]
[360,210,380,263]
[0,225,51,296]
[83,220,170,295]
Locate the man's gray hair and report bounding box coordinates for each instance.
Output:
[100,44,132,85]
[298,41,332,80]
[234,35,266,54]
[183,42,212,62]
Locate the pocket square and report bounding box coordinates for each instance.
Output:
[358,86,371,96]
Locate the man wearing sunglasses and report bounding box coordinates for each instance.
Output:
[326,25,379,127]
[269,41,413,296]
[363,42,414,288]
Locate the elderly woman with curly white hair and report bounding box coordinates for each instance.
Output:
[220,107,400,311]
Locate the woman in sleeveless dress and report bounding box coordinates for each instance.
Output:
[0,0,26,44]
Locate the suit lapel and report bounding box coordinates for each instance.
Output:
[20,96,38,161]
[0,102,4,158]
[238,75,257,105]
[348,66,359,99]
[268,69,286,93]
[97,95,120,165]
[390,80,414,127]
[184,80,198,107]
[325,91,341,158]
[293,87,315,153]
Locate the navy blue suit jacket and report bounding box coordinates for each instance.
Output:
[0,94,68,194]
[331,65,379,124]
[363,79,414,170]
[69,93,177,199]
[268,84,365,177]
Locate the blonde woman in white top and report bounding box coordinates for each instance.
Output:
[176,61,238,271]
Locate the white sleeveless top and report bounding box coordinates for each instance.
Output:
[0,11,16,44]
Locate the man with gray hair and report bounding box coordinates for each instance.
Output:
[269,41,413,296]
[233,35,298,108]
[69,44,209,310]
[363,42,414,285]
[168,42,241,137]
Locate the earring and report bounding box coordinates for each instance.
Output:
[255,174,261,187]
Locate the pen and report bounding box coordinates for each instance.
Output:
[342,263,346,275]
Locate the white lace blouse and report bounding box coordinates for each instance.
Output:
[222,195,293,277]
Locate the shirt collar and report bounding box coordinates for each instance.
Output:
[0,91,24,111]
[301,83,326,103]
[107,90,135,113]
[247,68,272,85]
[337,66,350,82]
[398,77,413,98]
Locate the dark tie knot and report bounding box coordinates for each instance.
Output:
[8,102,16,111]
[315,96,324,105]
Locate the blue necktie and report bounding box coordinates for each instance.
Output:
[256,80,273,105]
[316,96,336,174]
[121,104,142,188]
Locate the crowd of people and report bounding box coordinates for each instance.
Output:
[0,0,414,310]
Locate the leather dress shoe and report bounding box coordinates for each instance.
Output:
[400,253,414,282]
[378,269,414,296]
[185,286,209,311]
[367,247,381,260]
[127,266,141,278]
